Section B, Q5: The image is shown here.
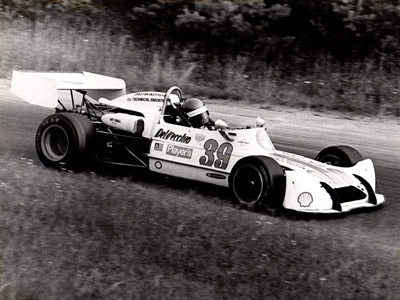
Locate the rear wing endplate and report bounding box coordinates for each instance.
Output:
[11,70,126,108]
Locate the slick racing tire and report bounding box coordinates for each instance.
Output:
[36,112,95,170]
[230,157,286,209]
[315,145,363,167]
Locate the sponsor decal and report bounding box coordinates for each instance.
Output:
[154,142,164,151]
[166,144,193,159]
[109,117,121,124]
[154,128,191,144]
[206,173,227,180]
[154,161,162,169]
[195,134,206,142]
[297,192,313,207]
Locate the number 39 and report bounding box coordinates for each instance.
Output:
[199,139,233,170]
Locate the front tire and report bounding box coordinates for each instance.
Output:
[315,145,363,167]
[230,157,286,209]
[36,112,95,170]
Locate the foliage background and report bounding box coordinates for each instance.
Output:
[1,0,400,116]
[3,0,400,62]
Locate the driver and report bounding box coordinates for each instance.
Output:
[175,97,228,129]
[181,98,211,128]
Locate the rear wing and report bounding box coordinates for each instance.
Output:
[11,70,126,108]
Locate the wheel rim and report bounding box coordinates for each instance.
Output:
[233,164,266,205]
[41,125,69,162]
[320,154,344,166]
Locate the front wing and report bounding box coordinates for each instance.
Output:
[282,160,385,213]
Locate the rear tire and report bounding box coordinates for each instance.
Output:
[35,112,95,170]
[230,157,286,209]
[315,145,363,167]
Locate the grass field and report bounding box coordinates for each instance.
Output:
[1,18,400,117]
[0,155,399,299]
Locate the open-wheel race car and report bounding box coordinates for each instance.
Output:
[11,71,385,213]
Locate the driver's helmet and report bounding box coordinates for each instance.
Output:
[181,98,209,127]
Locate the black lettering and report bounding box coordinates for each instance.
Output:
[155,128,164,138]
[154,129,191,144]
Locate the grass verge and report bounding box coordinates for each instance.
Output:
[0,154,399,299]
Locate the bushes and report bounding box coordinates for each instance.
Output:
[2,0,400,116]
[3,0,400,64]
[126,0,400,65]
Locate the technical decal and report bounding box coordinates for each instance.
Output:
[135,92,164,97]
[154,142,164,151]
[206,173,227,180]
[195,134,206,142]
[127,92,164,102]
[155,161,163,169]
[297,192,313,207]
[199,139,233,170]
[166,144,193,159]
[154,129,191,144]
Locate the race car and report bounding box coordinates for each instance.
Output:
[11,70,385,213]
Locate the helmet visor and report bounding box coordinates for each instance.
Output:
[186,105,208,118]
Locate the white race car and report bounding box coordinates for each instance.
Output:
[11,71,385,213]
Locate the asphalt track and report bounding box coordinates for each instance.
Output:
[0,81,399,253]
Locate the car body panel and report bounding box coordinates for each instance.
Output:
[148,120,277,184]
[11,71,385,213]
